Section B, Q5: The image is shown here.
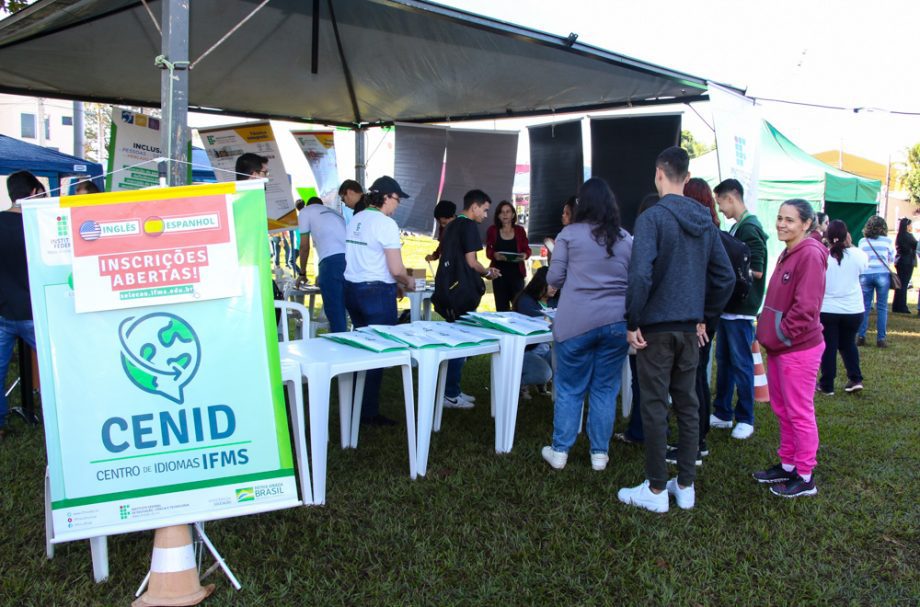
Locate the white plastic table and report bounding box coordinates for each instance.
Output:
[491,330,554,453]
[405,286,435,322]
[279,338,416,505]
[408,336,502,477]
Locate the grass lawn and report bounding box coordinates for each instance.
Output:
[1,298,918,605]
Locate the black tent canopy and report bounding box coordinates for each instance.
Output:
[0,0,715,127]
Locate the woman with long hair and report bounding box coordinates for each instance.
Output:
[857,215,895,347]
[485,200,531,311]
[754,199,827,497]
[818,220,868,395]
[541,178,632,471]
[893,217,917,313]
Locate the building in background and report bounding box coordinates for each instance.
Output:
[0,93,75,155]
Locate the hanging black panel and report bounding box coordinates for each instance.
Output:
[393,124,447,234]
[590,114,681,233]
[528,120,584,243]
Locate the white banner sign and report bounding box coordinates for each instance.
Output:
[292,131,341,212]
[106,108,163,192]
[708,83,762,211]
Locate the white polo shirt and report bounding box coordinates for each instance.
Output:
[344,208,401,283]
[297,203,346,261]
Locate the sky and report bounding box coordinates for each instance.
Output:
[443,0,920,163]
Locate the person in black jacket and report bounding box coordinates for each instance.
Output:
[618,147,735,513]
[893,217,917,313]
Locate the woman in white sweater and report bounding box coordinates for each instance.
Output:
[818,220,869,395]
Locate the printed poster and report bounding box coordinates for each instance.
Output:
[198,121,296,227]
[106,107,164,192]
[69,193,241,313]
[708,82,762,211]
[292,130,341,213]
[22,181,298,542]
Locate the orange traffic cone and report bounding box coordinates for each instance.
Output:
[752,340,770,403]
[133,525,214,607]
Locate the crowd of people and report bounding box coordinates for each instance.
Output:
[2,146,917,512]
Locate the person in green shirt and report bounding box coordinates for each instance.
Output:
[711,178,768,441]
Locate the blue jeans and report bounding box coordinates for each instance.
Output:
[859,272,890,341]
[344,281,398,419]
[445,357,465,399]
[0,317,37,429]
[522,343,553,386]
[551,322,629,454]
[713,318,755,425]
[318,254,347,333]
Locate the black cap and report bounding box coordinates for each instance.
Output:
[369,175,410,199]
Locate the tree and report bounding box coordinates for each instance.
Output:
[0,0,32,14]
[901,143,920,204]
[681,130,714,159]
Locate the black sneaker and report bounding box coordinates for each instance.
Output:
[856,335,866,347]
[665,447,703,466]
[770,474,817,498]
[699,441,710,457]
[752,463,796,484]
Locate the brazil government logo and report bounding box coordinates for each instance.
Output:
[235,488,254,503]
[119,313,201,404]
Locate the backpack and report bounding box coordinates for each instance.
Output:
[718,230,753,310]
[432,219,486,322]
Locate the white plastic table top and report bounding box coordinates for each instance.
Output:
[279,338,416,505]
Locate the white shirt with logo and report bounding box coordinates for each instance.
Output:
[297,203,346,261]
[344,209,401,284]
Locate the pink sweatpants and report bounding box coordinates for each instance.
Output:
[766,342,824,476]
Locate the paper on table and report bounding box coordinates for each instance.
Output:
[364,322,498,348]
[320,331,407,353]
[462,311,551,336]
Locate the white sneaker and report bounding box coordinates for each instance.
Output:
[617,480,669,513]
[541,446,568,469]
[709,414,733,429]
[442,395,474,410]
[666,478,696,509]
[731,422,754,440]
[590,452,609,471]
[459,391,476,403]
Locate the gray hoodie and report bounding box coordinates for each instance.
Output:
[626,194,735,333]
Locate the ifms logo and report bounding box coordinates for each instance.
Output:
[118,313,201,404]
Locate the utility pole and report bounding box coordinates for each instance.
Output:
[159,0,190,186]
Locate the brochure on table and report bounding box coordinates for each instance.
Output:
[461,311,551,336]
[198,121,296,228]
[321,331,408,353]
[364,321,500,349]
[22,181,298,542]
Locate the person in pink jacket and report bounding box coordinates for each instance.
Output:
[754,199,828,498]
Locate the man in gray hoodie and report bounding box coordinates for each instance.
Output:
[618,147,735,513]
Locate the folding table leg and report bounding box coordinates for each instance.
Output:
[400,364,418,480]
[307,373,333,506]
[414,352,439,477]
[432,360,449,432]
[283,378,312,505]
[349,371,367,448]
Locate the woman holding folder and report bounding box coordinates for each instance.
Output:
[486,200,531,311]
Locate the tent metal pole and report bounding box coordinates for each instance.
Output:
[355,127,366,187]
[72,100,84,158]
[159,0,190,186]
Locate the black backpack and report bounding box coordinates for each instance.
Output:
[718,230,753,309]
[432,220,485,322]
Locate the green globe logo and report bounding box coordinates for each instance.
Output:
[118,313,201,404]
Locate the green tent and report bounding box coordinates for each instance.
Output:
[691,121,881,265]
